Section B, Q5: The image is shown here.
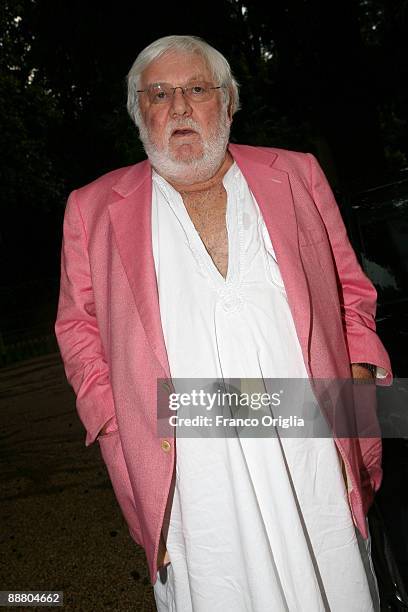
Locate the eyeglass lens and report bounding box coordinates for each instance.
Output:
[146,81,218,104]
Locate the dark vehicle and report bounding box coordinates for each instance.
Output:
[344,176,408,377]
[343,176,408,610]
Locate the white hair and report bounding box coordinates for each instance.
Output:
[126,35,240,127]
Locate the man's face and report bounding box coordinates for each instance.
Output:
[137,50,232,183]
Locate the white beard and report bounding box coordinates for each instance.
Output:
[138,107,231,185]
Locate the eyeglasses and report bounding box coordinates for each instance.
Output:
[136,81,224,105]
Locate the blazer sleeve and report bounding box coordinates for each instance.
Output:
[307,153,392,384]
[55,190,117,445]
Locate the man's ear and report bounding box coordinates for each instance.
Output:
[227,98,234,122]
[225,88,235,122]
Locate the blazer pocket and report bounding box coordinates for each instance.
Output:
[98,431,143,545]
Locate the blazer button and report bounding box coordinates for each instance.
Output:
[161,439,171,452]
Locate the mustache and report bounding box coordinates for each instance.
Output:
[165,117,203,139]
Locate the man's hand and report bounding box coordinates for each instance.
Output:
[157,531,170,567]
[351,363,375,380]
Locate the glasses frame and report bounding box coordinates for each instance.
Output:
[136,81,225,104]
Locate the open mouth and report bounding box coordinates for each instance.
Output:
[172,128,197,137]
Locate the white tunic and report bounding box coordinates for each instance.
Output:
[151,163,379,611]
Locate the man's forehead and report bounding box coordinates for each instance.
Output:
[141,51,212,85]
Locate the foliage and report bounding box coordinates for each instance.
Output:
[0,0,407,288]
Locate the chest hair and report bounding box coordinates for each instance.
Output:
[180,182,229,279]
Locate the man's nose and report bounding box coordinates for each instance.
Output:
[170,88,192,117]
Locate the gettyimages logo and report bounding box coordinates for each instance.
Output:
[157,379,311,438]
[167,388,283,411]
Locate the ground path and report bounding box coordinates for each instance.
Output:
[0,354,156,611]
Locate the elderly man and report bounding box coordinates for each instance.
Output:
[55,35,391,611]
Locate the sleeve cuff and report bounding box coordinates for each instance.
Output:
[85,415,117,446]
[376,366,388,380]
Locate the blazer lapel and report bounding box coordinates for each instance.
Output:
[108,161,170,377]
[229,144,311,359]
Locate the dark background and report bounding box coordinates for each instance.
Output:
[1,0,408,366]
[1,1,408,609]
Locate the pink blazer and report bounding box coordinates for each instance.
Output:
[55,144,392,584]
